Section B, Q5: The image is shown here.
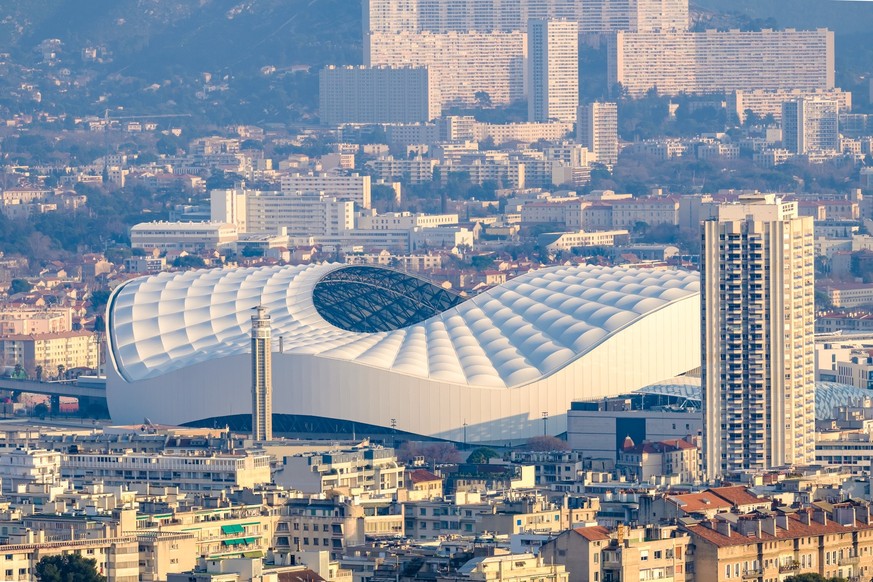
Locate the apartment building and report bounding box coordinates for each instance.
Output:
[319,66,440,125]
[729,88,851,124]
[365,158,438,185]
[541,524,690,582]
[577,102,619,167]
[686,504,873,582]
[276,448,405,495]
[211,189,355,237]
[0,308,72,335]
[280,173,372,209]
[436,553,569,582]
[783,98,840,154]
[539,229,630,252]
[0,448,62,493]
[274,498,366,561]
[357,211,458,230]
[609,29,835,97]
[610,197,680,228]
[701,195,816,479]
[528,19,579,123]
[0,330,98,372]
[0,536,140,582]
[61,450,271,491]
[367,30,527,107]
[130,221,238,251]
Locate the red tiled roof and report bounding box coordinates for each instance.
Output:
[408,469,441,484]
[685,511,873,548]
[707,486,767,507]
[574,526,611,541]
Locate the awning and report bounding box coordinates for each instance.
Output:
[222,538,245,546]
[244,537,258,544]
[221,525,245,535]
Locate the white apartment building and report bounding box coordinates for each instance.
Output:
[539,229,630,252]
[729,89,851,124]
[0,449,62,493]
[782,98,840,154]
[0,536,140,582]
[345,251,444,271]
[319,66,440,125]
[367,30,527,107]
[475,121,574,145]
[363,0,686,34]
[0,308,72,335]
[365,157,438,185]
[357,211,458,230]
[701,195,816,480]
[62,451,271,491]
[610,197,680,228]
[276,448,404,495]
[577,102,619,166]
[609,29,835,97]
[440,159,526,189]
[130,222,238,251]
[0,330,98,372]
[280,173,372,209]
[212,189,355,238]
[528,19,579,123]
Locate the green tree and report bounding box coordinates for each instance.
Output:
[467,447,498,464]
[8,279,33,295]
[35,554,106,582]
[33,402,48,419]
[173,255,206,269]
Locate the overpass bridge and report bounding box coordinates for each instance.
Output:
[0,376,107,416]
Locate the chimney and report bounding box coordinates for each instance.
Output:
[800,511,812,526]
[813,509,828,526]
[761,517,777,537]
[859,505,872,525]
[716,521,732,537]
[835,506,856,527]
[775,514,790,531]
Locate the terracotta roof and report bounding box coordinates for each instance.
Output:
[278,569,326,582]
[707,486,767,507]
[685,511,873,548]
[668,492,733,513]
[574,525,611,541]
[408,468,441,484]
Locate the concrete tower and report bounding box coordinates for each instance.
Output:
[701,194,815,480]
[528,19,579,123]
[251,305,273,441]
[577,102,619,166]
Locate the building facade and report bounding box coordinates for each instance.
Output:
[609,29,835,97]
[577,102,619,166]
[701,195,816,479]
[528,19,579,123]
[319,66,440,125]
[782,98,840,154]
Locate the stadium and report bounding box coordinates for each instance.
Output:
[106,263,702,443]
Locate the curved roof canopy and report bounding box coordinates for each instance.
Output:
[108,263,700,387]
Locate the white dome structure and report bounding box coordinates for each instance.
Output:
[106,263,701,443]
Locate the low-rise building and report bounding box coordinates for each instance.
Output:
[130,221,239,252]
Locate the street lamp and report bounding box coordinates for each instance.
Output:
[542,412,549,437]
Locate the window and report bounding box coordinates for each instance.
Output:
[640,550,649,561]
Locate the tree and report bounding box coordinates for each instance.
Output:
[474,91,492,108]
[35,365,43,382]
[524,435,570,451]
[33,402,48,419]
[785,574,847,582]
[173,255,206,269]
[467,447,498,464]
[35,554,106,582]
[8,279,32,295]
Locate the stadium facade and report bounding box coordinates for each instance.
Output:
[106,264,701,443]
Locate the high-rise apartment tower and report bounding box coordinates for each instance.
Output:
[577,102,619,166]
[251,305,273,442]
[701,194,815,480]
[528,19,579,123]
[782,98,840,154]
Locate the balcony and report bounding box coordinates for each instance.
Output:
[742,569,764,579]
[839,556,860,567]
[778,561,800,573]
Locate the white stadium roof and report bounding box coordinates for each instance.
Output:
[107,263,702,442]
